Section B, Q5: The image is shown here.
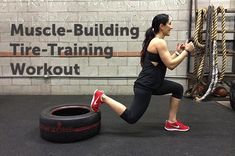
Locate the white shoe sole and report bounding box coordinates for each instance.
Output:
[90,89,98,112]
[164,127,190,132]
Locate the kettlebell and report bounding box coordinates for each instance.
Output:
[213,86,228,97]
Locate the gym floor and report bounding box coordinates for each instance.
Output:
[0,95,234,156]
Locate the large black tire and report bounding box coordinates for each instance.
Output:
[230,80,235,111]
[39,104,101,143]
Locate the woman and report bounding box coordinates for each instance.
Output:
[90,14,194,132]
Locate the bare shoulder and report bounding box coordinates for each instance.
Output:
[149,38,166,46]
[149,38,165,46]
[155,38,167,47]
[151,38,167,52]
[148,38,167,53]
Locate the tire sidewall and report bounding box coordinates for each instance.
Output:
[39,104,101,142]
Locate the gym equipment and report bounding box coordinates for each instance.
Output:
[213,86,228,97]
[40,104,101,143]
[230,80,235,110]
[185,5,228,101]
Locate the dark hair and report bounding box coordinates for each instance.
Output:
[140,14,169,66]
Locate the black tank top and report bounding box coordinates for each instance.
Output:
[134,51,166,91]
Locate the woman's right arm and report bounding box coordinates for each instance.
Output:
[156,39,194,70]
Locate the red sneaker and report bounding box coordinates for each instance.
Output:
[90,89,104,112]
[164,120,190,132]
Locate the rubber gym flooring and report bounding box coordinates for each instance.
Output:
[0,95,234,156]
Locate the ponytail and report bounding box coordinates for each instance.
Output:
[140,14,169,67]
[140,27,156,67]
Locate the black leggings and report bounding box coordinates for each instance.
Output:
[120,80,183,124]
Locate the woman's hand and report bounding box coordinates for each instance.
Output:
[185,42,194,53]
[176,43,185,53]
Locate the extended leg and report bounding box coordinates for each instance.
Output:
[101,94,126,116]
[91,87,152,124]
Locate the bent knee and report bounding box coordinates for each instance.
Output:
[177,84,184,93]
[126,117,139,124]
[121,112,140,124]
[172,83,184,99]
[120,109,144,124]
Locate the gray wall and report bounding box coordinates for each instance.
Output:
[0,0,234,95]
